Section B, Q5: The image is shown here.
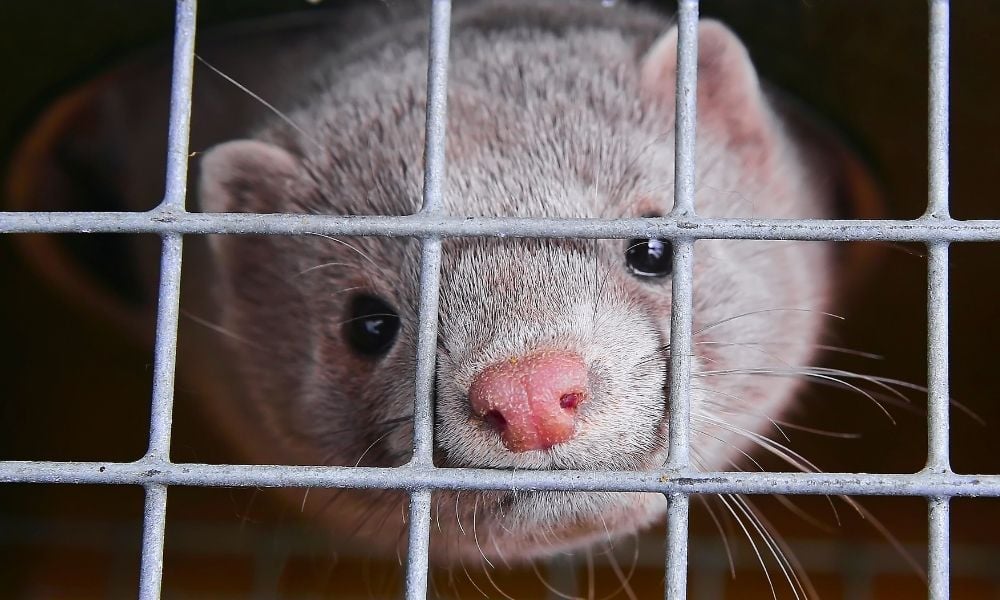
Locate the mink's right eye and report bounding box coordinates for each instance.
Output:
[344,294,400,357]
[625,238,673,278]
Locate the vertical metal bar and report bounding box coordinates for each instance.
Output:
[419,0,452,216]
[411,0,451,465]
[405,489,433,600]
[139,2,198,597]
[406,2,451,599]
[926,0,950,219]
[136,237,182,600]
[148,0,197,458]
[411,238,442,465]
[138,484,169,600]
[924,0,951,473]
[160,0,197,210]
[665,2,698,598]
[665,493,691,599]
[146,234,184,459]
[925,241,950,472]
[665,239,694,470]
[928,496,950,600]
[925,240,951,600]
[925,3,951,598]
[925,0,951,473]
[670,0,699,218]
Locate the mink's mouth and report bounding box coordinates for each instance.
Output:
[430,489,668,564]
[432,416,671,472]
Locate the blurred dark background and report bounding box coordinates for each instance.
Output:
[1,0,998,598]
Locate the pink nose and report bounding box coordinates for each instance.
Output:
[468,350,588,452]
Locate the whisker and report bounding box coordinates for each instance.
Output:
[697,367,897,424]
[455,491,466,535]
[195,54,324,150]
[294,261,357,277]
[695,495,736,578]
[459,552,491,599]
[800,366,919,401]
[698,413,824,475]
[702,414,846,529]
[596,511,614,549]
[691,418,767,472]
[732,494,814,600]
[772,494,837,534]
[842,495,927,583]
[585,548,595,600]
[479,553,515,600]
[695,339,798,370]
[716,494,778,600]
[434,493,444,533]
[601,536,639,600]
[305,232,383,272]
[489,525,513,569]
[472,496,494,569]
[693,385,791,442]
[694,307,845,338]
[181,309,260,348]
[766,419,862,440]
[531,560,582,600]
[236,487,261,530]
[695,339,884,361]
[807,343,884,360]
[730,494,802,600]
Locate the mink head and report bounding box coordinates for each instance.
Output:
[197,1,834,563]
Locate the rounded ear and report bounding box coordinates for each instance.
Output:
[196,140,307,307]
[197,139,302,214]
[640,19,773,153]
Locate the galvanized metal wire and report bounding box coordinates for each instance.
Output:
[0,0,989,598]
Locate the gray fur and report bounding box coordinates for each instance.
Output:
[198,0,834,563]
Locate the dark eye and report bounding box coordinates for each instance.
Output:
[344,294,400,357]
[625,238,673,278]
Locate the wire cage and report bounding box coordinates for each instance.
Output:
[2,0,1000,598]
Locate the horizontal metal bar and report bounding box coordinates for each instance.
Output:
[2,460,999,497]
[2,210,999,242]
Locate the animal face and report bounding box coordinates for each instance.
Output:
[197,3,835,562]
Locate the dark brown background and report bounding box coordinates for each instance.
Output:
[1,1,998,598]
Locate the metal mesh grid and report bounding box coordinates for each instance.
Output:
[2,0,1000,598]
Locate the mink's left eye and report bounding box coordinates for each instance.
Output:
[625,238,673,278]
[344,294,401,357]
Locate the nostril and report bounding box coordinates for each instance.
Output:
[559,392,583,410]
[467,350,589,452]
[483,409,508,432]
